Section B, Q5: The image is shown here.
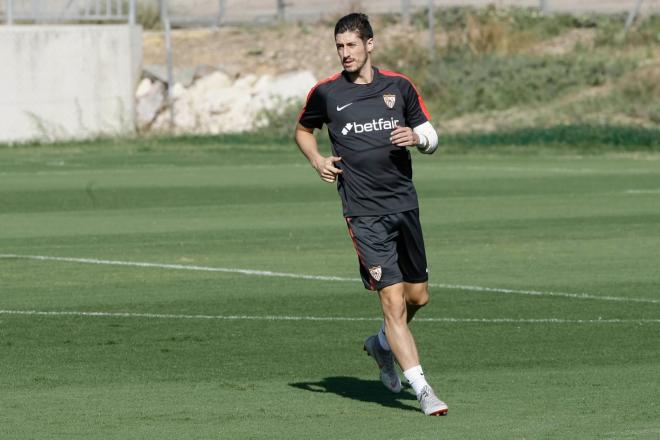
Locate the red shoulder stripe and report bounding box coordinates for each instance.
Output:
[297,72,342,122]
[379,69,431,121]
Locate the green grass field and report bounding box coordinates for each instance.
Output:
[1,137,659,439]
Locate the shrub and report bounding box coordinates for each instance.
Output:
[255,99,305,138]
[616,66,660,123]
[417,54,630,118]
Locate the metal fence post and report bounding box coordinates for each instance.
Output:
[402,0,410,26]
[6,0,14,24]
[216,0,226,27]
[128,0,136,25]
[160,0,175,130]
[428,0,435,60]
[624,0,644,34]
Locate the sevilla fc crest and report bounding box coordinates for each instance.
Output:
[369,266,382,281]
[383,94,396,109]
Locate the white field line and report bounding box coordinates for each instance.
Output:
[624,189,660,194]
[1,253,659,305]
[0,163,309,177]
[0,309,658,325]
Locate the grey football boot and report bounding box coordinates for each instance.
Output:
[417,385,449,416]
[363,334,402,393]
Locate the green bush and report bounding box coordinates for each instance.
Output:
[255,99,305,138]
[413,5,575,35]
[592,13,660,47]
[627,14,660,46]
[406,6,590,56]
[417,55,630,118]
[135,1,161,30]
[616,67,660,123]
[402,6,658,56]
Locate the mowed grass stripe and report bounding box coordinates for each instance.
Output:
[3,257,655,322]
[1,309,659,324]
[3,253,660,305]
[3,176,660,214]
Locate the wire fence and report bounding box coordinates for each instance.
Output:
[2,0,658,26]
[2,0,136,24]
[160,0,660,27]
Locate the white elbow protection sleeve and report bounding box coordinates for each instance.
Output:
[413,121,439,154]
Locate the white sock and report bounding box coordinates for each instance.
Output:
[403,365,430,395]
[377,324,391,351]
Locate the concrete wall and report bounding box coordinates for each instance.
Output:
[0,25,142,143]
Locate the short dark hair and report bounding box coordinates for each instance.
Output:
[334,13,373,41]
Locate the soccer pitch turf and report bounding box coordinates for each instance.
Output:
[1,139,659,439]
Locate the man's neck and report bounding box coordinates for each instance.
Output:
[346,62,374,84]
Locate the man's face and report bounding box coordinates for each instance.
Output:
[335,31,373,73]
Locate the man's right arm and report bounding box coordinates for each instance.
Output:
[294,123,342,184]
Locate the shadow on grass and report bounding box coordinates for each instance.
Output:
[289,376,418,412]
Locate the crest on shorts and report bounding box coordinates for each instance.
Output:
[369,266,382,281]
[383,94,396,109]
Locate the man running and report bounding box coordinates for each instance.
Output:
[294,13,447,416]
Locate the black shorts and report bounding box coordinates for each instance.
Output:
[345,209,429,291]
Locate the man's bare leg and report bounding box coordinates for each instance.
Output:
[378,282,420,371]
[403,281,429,323]
[378,281,429,370]
[379,281,448,415]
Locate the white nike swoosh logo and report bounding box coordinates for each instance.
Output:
[336,103,353,111]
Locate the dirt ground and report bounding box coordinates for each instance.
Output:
[143,24,336,79]
[142,22,435,80]
[141,19,599,79]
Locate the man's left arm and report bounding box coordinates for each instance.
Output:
[389,77,439,154]
[389,122,438,154]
